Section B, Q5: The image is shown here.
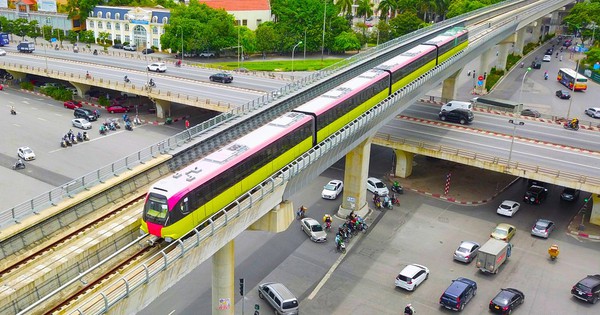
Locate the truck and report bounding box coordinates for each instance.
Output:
[475,238,512,274]
[0,33,8,47]
[17,41,35,53]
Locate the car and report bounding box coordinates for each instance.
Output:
[72,118,92,130]
[41,82,62,89]
[555,90,571,99]
[366,177,389,196]
[395,264,429,291]
[523,185,548,204]
[63,100,82,109]
[322,180,343,199]
[141,48,154,54]
[530,60,541,69]
[453,241,480,263]
[209,72,233,83]
[491,223,516,242]
[489,288,525,314]
[530,219,555,238]
[112,43,124,49]
[198,52,215,58]
[571,274,600,304]
[563,39,572,47]
[439,277,478,311]
[496,200,520,217]
[520,109,541,118]
[438,108,474,125]
[123,44,137,51]
[546,48,554,55]
[74,108,99,121]
[147,62,167,72]
[17,146,36,161]
[542,54,552,62]
[561,187,580,201]
[300,218,327,243]
[0,83,4,90]
[585,107,600,118]
[258,282,299,315]
[0,48,6,56]
[106,105,129,114]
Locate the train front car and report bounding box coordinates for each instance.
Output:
[141,112,313,241]
[421,27,469,65]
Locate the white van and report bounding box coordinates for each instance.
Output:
[440,100,472,112]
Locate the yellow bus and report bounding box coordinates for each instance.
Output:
[557,68,588,91]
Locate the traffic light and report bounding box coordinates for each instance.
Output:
[239,278,245,296]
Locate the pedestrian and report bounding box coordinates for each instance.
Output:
[559,55,563,62]
[467,70,471,77]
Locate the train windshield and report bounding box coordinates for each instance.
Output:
[144,193,169,225]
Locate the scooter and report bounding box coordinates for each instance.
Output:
[124,77,131,83]
[563,122,579,131]
[93,49,98,55]
[336,241,346,254]
[544,73,549,80]
[61,140,67,148]
[83,132,90,141]
[10,109,17,115]
[548,244,559,260]
[148,80,156,88]
[77,133,83,142]
[382,196,393,209]
[391,182,403,194]
[12,161,25,170]
[325,221,332,232]
[125,122,133,131]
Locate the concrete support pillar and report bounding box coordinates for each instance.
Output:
[589,194,600,226]
[549,12,560,34]
[441,70,461,102]
[477,48,494,94]
[393,149,414,178]
[514,28,526,55]
[212,240,235,315]
[338,137,373,219]
[531,20,541,43]
[497,42,511,71]
[70,82,91,98]
[154,99,171,119]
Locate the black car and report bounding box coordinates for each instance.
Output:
[141,48,154,54]
[112,43,124,49]
[560,187,580,201]
[556,90,571,99]
[523,185,548,204]
[439,108,474,125]
[571,274,600,304]
[489,288,525,314]
[530,60,542,69]
[209,73,233,83]
[545,48,553,55]
[521,109,541,118]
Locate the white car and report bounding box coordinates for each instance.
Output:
[395,263,429,291]
[497,200,520,217]
[300,218,327,243]
[123,44,137,51]
[72,118,92,130]
[0,48,6,56]
[17,146,36,161]
[542,54,552,62]
[585,107,600,118]
[322,180,343,199]
[147,62,167,73]
[367,177,389,196]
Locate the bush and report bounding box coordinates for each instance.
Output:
[507,53,521,70]
[485,67,505,91]
[151,45,158,51]
[40,87,73,101]
[123,42,129,46]
[523,42,538,56]
[20,81,35,91]
[97,96,110,107]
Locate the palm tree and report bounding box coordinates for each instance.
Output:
[357,0,374,21]
[336,0,354,17]
[378,0,399,19]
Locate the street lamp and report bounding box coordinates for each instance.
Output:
[41,27,48,72]
[507,119,524,171]
[518,67,531,106]
[566,58,580,119]
[321,0,327,62]
[291,41,302,73]
[177,26,183,63]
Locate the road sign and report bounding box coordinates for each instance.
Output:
[478,75,484,81]
[477,80,483,86]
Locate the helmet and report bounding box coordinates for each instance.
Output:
[406,304,412,307]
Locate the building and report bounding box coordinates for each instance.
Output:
[201,0,270,30]
[0,0,79,34]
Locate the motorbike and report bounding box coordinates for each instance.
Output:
[175,60,182,67]
[520,62,524,68]
[99,126,107,135]
[391,182,403,194]
[125,122,133,131]
[83,132,90,141]
[296,207,306,220]
[391,194,400,205]
[544,73,549,80]
[325,221,331,232]
[65,138,72,146]
[13,161,25,170]
[108,122,116,131]
[10,109,17,115]
[54,44,59,50]
[124,77,131,83]
[382,196,393,209]
[77,133,83,142]
[148,80,156,88]
[336,241,346,254]
[61,139,67,148]
[71,136,78,144]
[563,122,579,131]
[93,49,98,55]
[548,244,559,260]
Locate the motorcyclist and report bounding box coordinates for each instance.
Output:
[15,159,24,168]
[570,118,579,129]
[124,75,130,83]
[520,62,524,68]
[86,71,91,79]
[404,303,415,315]
[176,59,182,67]
[149,78,155,86]
[10,106,16,115]
[297,205,307,219]
[544,71,548,80]
[323,214,332,227]
[93,49,98,55]
[334,234,343,251]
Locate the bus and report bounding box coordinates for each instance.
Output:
[557,68,588,91]
[0,33,8,46]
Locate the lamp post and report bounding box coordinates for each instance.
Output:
[321,0,327,62]
[518,67,531,107]
[41,27,48,72]
[566,58,580,119]
[177,26,183,63]
[291,41,302,73]
[507,119,525,171]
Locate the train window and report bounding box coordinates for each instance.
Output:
[180,197,190,215]
[144,193,168,225]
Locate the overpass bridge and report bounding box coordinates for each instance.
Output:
[2,0,588,314]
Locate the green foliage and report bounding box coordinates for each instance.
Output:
[255,22,279,55]
[485,67,504,91]
[98,96,110,107]
[40,87,73,101]
[389,12,426,38]
[507,53,521,70]
[211,58,343,72]
[66,31,78,44]
[97,32,111,46]
[42,25,53,42]
[585,47,600,64]
[332,31,361,53]
[10,18,33,39]
[20,81,35,91]
[523,42,538,55]
[80,30,95,44]
[65,0,102,22]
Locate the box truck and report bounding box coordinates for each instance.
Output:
[475,238,512,274]
[17,41,35,53]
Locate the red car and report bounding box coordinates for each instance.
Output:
[106,105,129,113]
[0,84,3,90]
[64,100,82,109]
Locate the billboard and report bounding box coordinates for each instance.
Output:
[39,0,58,13]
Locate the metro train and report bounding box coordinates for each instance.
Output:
[141,27,469,241]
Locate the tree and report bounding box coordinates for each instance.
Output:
[65,0,102,23]
[98,31,111,46]
[255,22,279,56]
[42,25,53,42]
[27,22,42,44]
[332,31,361,53]
[66,31,78,44]
[335,0,354,17]
[11,18,32,40]
[356,0,374,21]
[389,12,426,38]
[447,0,488,18]
[378,0,399,19]
[79,30,95,44]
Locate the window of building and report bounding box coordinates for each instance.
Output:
[152,16,158,23]
[125,24,129,31]
[89,11,94,17]
[162,17,168,24]
[115,13,120,20]
[98,22,103,29]
[115,23,120,30]
[88,21,94,28]
[257,19,262,25]
[124,14,129,20]
[125,36,130,43]
[97,12,102,18]
[46,17,52,25]
[152,26,158,35]
[242,19,247,26]
[235,20,240,26]
[116,35,122,42]
[153,38,159,47]
[106,12,111,19]
[107,22,111,30]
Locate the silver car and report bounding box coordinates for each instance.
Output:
[585,107,600,119]
[300,218,327,242]
[531,219,555,238]
[453,241,480,263]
